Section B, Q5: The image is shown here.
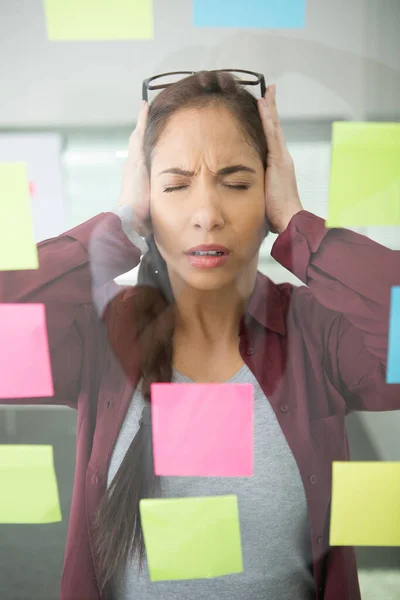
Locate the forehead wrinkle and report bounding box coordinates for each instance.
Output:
[152,106,261,176]
[154,136,257,175]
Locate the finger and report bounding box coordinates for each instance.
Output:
[127,101,149,160]
[258,97,281,156]
[136,100,149,133]
[266,85,290,154]
[259,90,290,158]
[266,84,280,127]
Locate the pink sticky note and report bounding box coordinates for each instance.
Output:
[0,304,54,398]
[151,383,253,477]
[28,181,36,197]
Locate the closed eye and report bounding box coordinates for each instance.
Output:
[226,184,250,191]
[164,185,188,193]
[164,184,251,193]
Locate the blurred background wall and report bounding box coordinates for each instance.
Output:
[0,0,399,598]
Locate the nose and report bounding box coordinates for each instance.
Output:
[190,184,225,231]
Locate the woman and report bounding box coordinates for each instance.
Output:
[1,70,399,600]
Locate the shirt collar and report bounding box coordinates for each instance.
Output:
[243,271,287,335]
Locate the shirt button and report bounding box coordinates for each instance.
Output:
[92,473,99,485]
[309,474,318,484]
[280,404,289,413]
[317,536,323,545]
[246,348,255,356]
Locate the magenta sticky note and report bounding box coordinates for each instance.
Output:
[151,383,254,477]
[0,304,54,398]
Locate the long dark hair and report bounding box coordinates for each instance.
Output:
[93,70,268,593]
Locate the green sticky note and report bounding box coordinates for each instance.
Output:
[326,122,400,227]
[330,462,400,546]
[140,495,243,581]
[0,162,38,271]
[43,0,153,41]
[0,445,62,524]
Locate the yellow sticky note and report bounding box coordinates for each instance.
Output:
[0,162,38,271]
[140,495,243,581]
[330,462,400,546]
[326,122,400,227]
[0,445,62,524]
[43,0,153,41]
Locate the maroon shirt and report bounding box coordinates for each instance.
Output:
[1,209,399,600]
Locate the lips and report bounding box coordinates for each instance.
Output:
[185,245,231,269]
[185,244,229,256]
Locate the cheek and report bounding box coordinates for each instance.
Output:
[233,200,266,247]
[238,221,266,257]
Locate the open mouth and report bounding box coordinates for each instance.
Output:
[185,248,230,268]
[190,250,225,256]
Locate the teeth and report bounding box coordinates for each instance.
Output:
[192,250,223,256]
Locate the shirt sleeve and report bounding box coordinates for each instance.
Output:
[111,205,148,255]
[271,210,400,412]
[0,211,141,407]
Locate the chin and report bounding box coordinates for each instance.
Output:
[182,269,237,291]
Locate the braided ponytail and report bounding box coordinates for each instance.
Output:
[93,238,174,591]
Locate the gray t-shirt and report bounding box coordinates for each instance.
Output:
[107,365,315,600]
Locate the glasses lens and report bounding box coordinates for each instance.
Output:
[148,72,195,89]
[218,70,259,84]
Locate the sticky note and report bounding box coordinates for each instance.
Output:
[0,133,66,243]
[330,462,400,546]
[0,162,38,270]
[140,495,243,581]
[387,286,400,383]
[151,383,253,476]
[326,122,400,227]
[193,0,306,28]
[0,304,54,399]
[0,445,62,523]
[43,0,153,41]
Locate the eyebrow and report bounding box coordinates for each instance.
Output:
[158,165,257,177]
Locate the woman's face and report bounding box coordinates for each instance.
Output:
[149,104,266,292]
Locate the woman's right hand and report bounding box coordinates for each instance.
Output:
[117,101,151,236]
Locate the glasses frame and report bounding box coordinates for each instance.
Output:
[142,69,266,102]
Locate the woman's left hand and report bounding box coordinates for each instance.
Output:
[257,84,303,234]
